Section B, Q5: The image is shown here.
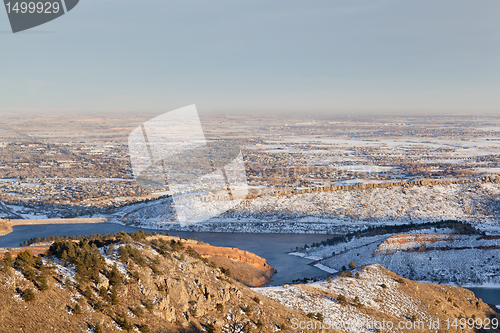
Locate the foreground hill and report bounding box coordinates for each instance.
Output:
[0,232,308,333]
[256,264,500,333]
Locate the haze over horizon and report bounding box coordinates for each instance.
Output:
[1,0,499,115]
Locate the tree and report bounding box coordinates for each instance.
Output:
[121,312,133,331]
[39,275,49,291]
[3,252,13,270]
[15,251,35,268]
[22,288,35,302]
[110,286,119,305]
[74,303,82,315]
[349,261,356,270]
[107,243,115,256]
[244,305,252,316]
[108,263,122,286]
[355,272,360,279]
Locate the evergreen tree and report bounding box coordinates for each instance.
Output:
[110,286,119,305]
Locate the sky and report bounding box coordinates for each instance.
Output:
[0,0,499,115]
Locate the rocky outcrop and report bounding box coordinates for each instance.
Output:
[184,244,277,287]
[246,174,500,199]
[374,233,500,255]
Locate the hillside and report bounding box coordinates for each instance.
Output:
[295,231,500,286]
[256,264,500,333]
[0,233,309,333]
[0,232,498,332]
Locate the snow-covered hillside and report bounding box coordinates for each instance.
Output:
[115,179,500,234]
[255,265,429,333]
[299,233,500,286]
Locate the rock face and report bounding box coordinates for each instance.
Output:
[247,174,500,199]
[185,244,277,287]
[374,233,500,255]
[374,234,457,254]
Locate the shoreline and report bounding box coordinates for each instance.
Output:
[0,217,108,237]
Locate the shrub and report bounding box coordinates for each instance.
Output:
[82,286,92,299]
[280,323,286,330]
[337,295,347,306]
[23,268,37,283]
[121,312,133,331]
[220,267,231,277]
[244,305,252,316]
[326,276,331,282]
[99,286,108,298]
[360,265,366,270]
[94,323,103,333]
[355,272,360,279]
[74,303,82,315]
[138,324,150,333]
[144,299,154,312]
[256,319,264,328]
[206,323,216,333]
[22,288,35,302]
[349,261,356,269]
[133,306,144,317]
[150,263,161,275]
[216,303,224,311]
[346,271,352,277]
[252,296,261,304]
[339,271,346,278]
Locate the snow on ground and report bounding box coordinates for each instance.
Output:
[314,237,500,285]
[45,257,76,282]
[255,265,428,333]
[118,179,500,235]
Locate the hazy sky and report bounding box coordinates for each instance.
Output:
[1,0,499,115]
